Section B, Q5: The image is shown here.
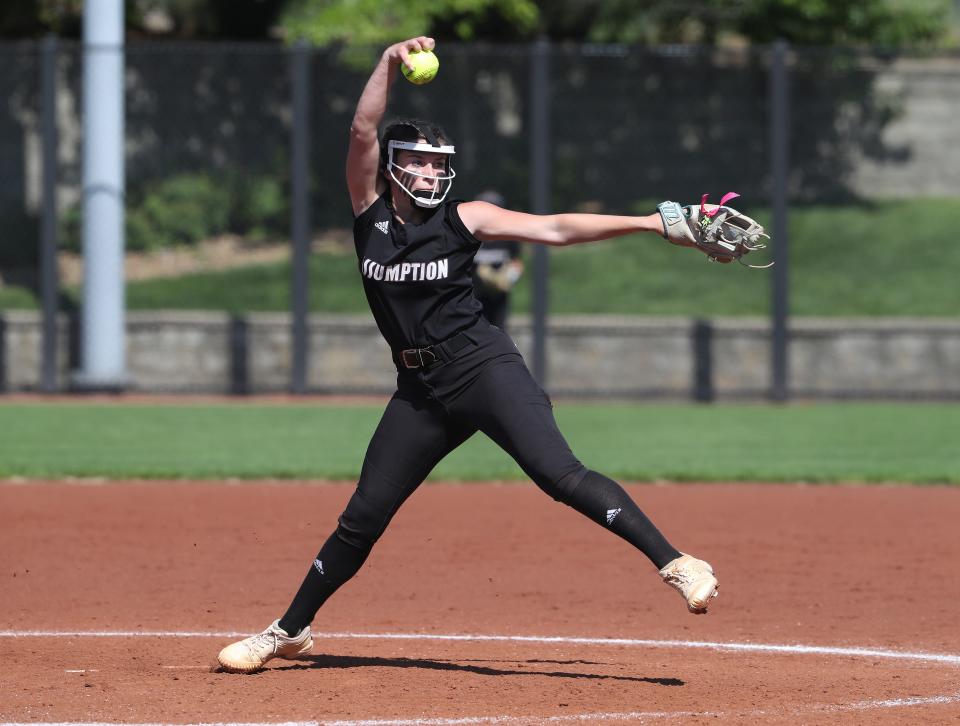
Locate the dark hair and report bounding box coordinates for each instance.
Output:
[379,118,453,176]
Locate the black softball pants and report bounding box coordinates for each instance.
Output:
[279,351,680,635]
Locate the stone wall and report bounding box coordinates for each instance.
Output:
[2,311,959,399]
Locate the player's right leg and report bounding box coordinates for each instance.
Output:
[217,389,475,673]
[275,391,475,635]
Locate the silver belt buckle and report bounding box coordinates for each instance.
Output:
[401,349,421,369]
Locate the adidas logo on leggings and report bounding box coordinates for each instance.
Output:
[606,508,621,525]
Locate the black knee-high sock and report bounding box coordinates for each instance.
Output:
[563,470,681,570]
[278,531,369,636]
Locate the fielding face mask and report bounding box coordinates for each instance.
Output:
[387,140,456,208]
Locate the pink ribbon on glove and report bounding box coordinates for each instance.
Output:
[700,191,740,218]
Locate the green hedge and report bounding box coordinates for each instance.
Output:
[60,172,289,253]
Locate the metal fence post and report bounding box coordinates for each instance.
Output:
[290,40,311,394]
[229,314,250,395]
[692,319,714,402]
[529,37,551,386]
[40,35,60,393]
[0,314,6,393]
[769,39,791,402]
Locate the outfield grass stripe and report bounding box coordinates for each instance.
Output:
[0,402,958,483]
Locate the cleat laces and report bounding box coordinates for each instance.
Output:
[245,629,282,657]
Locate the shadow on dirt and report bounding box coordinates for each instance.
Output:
[277,653,684,685]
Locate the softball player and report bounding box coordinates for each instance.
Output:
[218,36,719,673]
[470,190,523,331]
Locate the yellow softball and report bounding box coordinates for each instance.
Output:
[402,50,439,85]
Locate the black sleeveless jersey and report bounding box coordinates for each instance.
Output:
[353,193,485,351]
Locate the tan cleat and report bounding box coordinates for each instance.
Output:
[217,620,313,673]
[659,553,719,614]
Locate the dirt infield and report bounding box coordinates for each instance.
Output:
[2,480,959,724]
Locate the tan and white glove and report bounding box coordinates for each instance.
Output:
[658,193,772,268]
[475,261,522,292]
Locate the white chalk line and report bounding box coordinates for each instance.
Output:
[2,698,959,725]
[3,629,960,666]
[4,630,960,724]
[318,692,960,724]
[4,696,960,726]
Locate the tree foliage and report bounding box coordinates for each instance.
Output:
[536,0,951,46]
[277,0,951,47]
[0,0,951,46]
[0,0,83,37]
[0,0,287,40]
[279,0,538,46]
[733,0,951,46]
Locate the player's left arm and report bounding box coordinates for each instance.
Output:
[458,201,671,247]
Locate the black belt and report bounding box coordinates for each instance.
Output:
[396,331,474,370]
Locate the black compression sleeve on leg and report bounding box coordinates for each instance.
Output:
[278,531,369,636]
[563,470,681,570]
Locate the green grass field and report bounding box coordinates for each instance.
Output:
[2,200,959,315]
[1,401,957,483]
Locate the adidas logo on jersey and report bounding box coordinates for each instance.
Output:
[606,508,622,525]
[374,220,390,235]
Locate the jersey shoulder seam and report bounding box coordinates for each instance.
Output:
[354,192,389,225]
[445,200,483,248]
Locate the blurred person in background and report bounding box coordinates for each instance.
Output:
[470,190,524,332]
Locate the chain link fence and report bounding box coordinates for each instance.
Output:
[3,42,958,250]
[1,41,959,395]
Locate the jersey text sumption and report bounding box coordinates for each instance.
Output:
[362,257,449,283]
